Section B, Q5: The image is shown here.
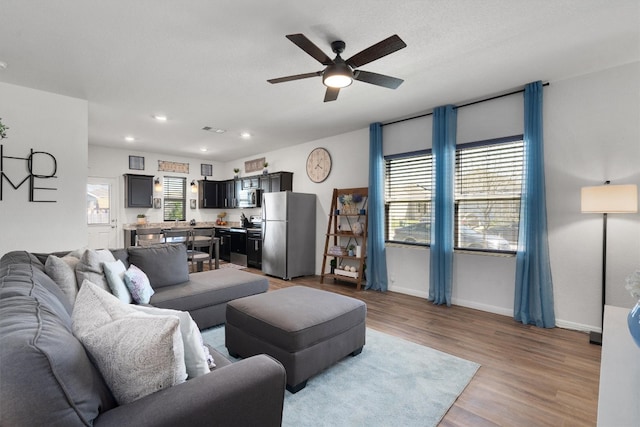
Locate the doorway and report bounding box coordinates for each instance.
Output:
[87,177,119,249]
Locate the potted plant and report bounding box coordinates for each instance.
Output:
[233,168,240,178]
[136,214,147,225]
[329,258,337,274]
[347,244,355,257]
[263,162,269,175]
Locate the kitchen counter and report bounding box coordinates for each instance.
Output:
[123,222,243,247]
[123,221,241,230]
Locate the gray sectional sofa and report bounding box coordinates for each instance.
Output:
[0,247,286,426]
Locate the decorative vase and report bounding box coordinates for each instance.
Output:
[263,168,268,175]
[628,302,640,348]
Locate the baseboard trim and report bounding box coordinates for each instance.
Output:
[387,286,598,333]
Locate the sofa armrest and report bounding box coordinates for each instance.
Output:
[93,354,286,427]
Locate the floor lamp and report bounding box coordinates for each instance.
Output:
[581,181,638,345]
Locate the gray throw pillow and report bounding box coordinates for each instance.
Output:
[75,249,116,292]
[127,244,189,288]
[45,255,79,306]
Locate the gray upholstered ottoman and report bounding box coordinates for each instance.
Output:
[225,286,366,393]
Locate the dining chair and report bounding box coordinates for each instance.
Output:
[163,228,191,246]
[188,227,216,272]
[135,227,164,246]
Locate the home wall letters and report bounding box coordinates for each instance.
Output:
[0,144,58,202]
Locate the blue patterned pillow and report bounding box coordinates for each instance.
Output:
[123,264,154,304]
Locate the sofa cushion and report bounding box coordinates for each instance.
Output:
[45,254,79,306]
[150,268,269,313]
[0,295,116,426]
[127,244,189,288]
[123,264,155,304]
[103,259,132,304]
[1,253,73,318]
[72,281,187,405]
[75,249,116,292]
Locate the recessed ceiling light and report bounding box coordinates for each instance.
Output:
[0,61,7,70]
[200,147,208,152]
[240,132,251,139]
[153,115,168,122]
[124,136,135,142]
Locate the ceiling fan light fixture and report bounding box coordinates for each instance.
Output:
[322,62,353,88]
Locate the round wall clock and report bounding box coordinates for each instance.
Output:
[306,147,332,183]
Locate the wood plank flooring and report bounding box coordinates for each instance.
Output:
[239,266,601,426]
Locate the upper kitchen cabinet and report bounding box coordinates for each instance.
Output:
[198,180,225,208]
[261,172,293,193]
[124,174,154,208]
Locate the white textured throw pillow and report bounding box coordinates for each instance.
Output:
[75,249,116,292]
[102,260,132,304]
[72,280,187,404]
[45,255,79,306]
[130,305,213,377]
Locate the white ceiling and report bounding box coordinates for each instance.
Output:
[0,1,638,162]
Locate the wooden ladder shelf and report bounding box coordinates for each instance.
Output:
[320,187,368,290]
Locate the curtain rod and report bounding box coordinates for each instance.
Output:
[382,82,550,127]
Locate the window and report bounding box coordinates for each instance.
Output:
[385,150,433,245]
[87,183,111,225]
[385,135,523,253]
[455,136,523,252]
[163,176,186,221]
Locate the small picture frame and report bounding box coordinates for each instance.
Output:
[153,198,161,209]
[129,155,145,170]
[190,199,197,209]
[201,163,213,177]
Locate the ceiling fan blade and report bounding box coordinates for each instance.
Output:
[354,70,404,89]
[286,34,334,66]
[267,71,323,84]
[346,34,407,69]
[324,87,340,102]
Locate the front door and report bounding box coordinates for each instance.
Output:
[87,177,119,249]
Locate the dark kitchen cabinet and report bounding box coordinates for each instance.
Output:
[124,174,153,208]
[261,172,293,193]
[198,180,224,208]
[247,230,262,269]
[217,228,231,262]
[224,180,235,208]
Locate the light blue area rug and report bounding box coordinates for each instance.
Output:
[201,326,480,427]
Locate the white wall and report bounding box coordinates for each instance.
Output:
[0,82,88,254]
[383,62,640,331]
[545,62,640,330]
[88,145,226,244]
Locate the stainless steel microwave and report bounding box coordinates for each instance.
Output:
[237,188,262,208]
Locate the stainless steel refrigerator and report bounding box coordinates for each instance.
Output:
[262,191,316,279]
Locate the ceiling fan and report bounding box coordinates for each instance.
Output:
[268,33,407,102]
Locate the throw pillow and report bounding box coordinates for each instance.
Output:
[75,249,116,292]
[130,305,213,377]
[123,264,154,304]
[44,255,78,306]
[127,244,189,288]
[102,260,132,304]
[72,281,187,405]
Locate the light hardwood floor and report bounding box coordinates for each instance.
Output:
[239,266,601,426]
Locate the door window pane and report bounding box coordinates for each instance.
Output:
[87,183,111,225]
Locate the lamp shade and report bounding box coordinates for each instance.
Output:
[581,184,638,213]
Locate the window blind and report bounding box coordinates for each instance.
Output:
[385,150,432,244]
[454,138,523,251]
